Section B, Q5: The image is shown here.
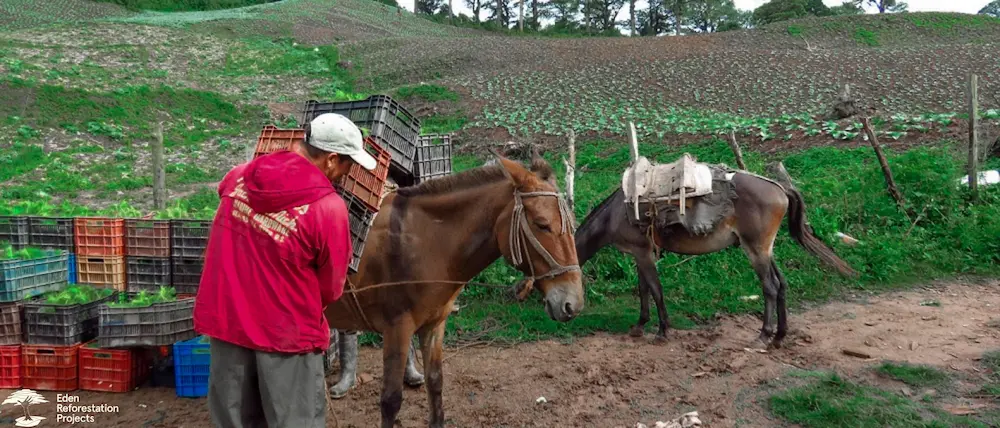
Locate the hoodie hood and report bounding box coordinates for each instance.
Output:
[242,151,336,213]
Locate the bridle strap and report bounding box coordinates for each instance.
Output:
[509,190,581,282]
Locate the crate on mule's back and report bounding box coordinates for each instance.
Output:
[254,125,305,158]
[414,134,454,184]
[301,95,421,176]
[342,192,376,274]
[336,136,392,212]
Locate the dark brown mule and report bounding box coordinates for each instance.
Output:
[524,170,856,349]
[324,152,584,428]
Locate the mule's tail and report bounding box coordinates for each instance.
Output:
[784,187,858,277]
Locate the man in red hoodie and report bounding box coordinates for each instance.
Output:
[194,113,377,428]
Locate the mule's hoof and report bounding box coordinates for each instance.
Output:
[404,373,425,387]
[628,326,645,338]
[749,337,770,351]
[652,334,669,345]
[768,338,785,350]
[329,385,352,399]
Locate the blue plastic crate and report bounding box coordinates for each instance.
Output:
[174,335,210,398]
[0,251,68,302]
[67,254,77,284]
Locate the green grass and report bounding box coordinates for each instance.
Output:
[419,112,468,135]
[769,372,993,428]
[876,362,951,389]
[94,0,272,12]
[979,351,1000,400]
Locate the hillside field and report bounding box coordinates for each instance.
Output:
[0,0,999,426]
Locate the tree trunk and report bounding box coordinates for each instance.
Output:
[450,0,454,18]
[519,0,524,31]
[531,0,538,29]
[496,0,503,26]
[630,0,636,36]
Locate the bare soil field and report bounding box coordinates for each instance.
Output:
[6,279,998,427]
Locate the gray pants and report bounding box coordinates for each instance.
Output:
[208,338,326,428]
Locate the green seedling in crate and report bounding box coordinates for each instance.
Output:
[0,244,46,261]
[107,286,178,308]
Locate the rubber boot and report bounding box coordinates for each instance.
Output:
[404,339,425,387]
[329,331,359,399]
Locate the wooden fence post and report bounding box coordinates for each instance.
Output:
[562,130,576,214]
[860,117,905,209]
[728,129,746,170]
[968,73,979,199]
[152,122,166,211]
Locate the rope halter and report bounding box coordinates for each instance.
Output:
[508,190,581,282]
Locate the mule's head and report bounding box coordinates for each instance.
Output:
[492,149,584,322]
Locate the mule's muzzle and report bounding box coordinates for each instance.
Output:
[543,285,584,322]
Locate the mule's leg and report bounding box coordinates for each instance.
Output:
[404,337,425,387]
[380,326,413,428]
[771,260,790,348]
[746,251,778,345]
[629,269,650,338]
[636,251,670,340]
[418,321,447,428]
[330,330,359,399]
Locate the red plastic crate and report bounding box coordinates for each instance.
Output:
[337,137,391,212]
[0,345,21,389]
[74,217,125,257]
[254,125,304,158]
[79,341,151,393]
[22,343,82,391]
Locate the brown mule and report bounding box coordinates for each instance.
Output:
[324,152,584,428]
[535,169,856,349]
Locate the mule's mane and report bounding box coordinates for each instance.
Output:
[395,164,509,197]
[577,187,622,231]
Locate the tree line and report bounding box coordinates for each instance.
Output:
[406,0,1000,36]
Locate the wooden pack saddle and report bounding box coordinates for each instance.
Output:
[622,153,714,215]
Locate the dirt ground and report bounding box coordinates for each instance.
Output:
[5,279,999,427]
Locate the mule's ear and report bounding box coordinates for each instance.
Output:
[528,147,554,182]
[494,154,530,188]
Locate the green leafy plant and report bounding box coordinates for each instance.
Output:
[107,286,178,308]
[39,285,114,306]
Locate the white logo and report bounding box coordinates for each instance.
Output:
[2,389,48,427]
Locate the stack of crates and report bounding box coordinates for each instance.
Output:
[299,95,425,273]
[301,95,421,180]
[74,218,126,291]
[125,219,172,293]
[169,220,211,295]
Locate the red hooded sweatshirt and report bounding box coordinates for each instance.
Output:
[193,151,351,354]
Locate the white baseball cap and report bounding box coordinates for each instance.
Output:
[308,113,377,171]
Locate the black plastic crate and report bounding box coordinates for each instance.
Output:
[98,294,196,348]
[0,302,21,345]
[22,291,118,346]
[170,256,203,295]
[0,216,29,249]
[169,220,211,259]
[414,134,454,184]
[126,257,172,293]
[27,217,75,251]
[301,95,421,176]
[343,193,376,274]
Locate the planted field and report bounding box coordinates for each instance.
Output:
[0,0,135,31]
